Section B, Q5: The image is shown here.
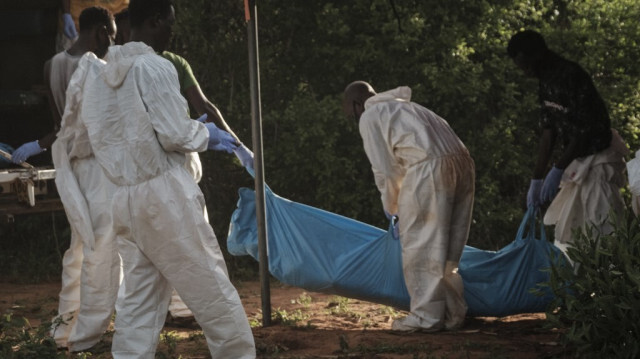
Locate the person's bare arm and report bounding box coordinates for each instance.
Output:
[532,128,556,179]
[554,135,582,171]
[184,84,241,144]
[38,60,60,149]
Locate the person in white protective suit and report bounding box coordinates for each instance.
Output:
[46,6,199,349]
[343,81,475,332]
[78,0,256,357]
[113,6,254,328]
[41,7,118,350]
[626,150,640,216]
[52,52,120,352]
[508,30,628,259]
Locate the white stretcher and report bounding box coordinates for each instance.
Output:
[0,149,62,220]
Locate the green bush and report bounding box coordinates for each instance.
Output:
[0,314,63,359]
[171,0,640,252]
[4,0,640,282]
[544,208,640,358]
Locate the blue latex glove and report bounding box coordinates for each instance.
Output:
[204,122,237,153]
[12,140,43,164]
[540,166,564,203]
[62,13,77,40]
[195,113,207,123]
[390,216,400,240]
[384,209,395,220]
[233,144,254,171]
[527,179,543,208]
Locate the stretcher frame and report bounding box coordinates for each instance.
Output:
[0,149,63,221]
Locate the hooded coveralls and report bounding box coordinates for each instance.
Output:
[79,42,255,358]
[52,52,196,351]
[543,131,627,256]
[533,53,627,258]
[359,87,475,331]
[49,50,121,350]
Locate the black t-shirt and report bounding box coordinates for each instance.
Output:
[538,53,611,157]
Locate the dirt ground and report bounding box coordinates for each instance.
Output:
[0,279,570,358]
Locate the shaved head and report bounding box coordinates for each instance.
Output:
[343,81,376,122]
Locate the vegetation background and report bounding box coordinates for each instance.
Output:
[176,0,640,276]
[1,0,639,281]
[1,1,639,357]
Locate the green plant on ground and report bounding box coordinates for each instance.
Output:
[271,307,310,326]
[293,292,312,308]
[0,314,64,359]
[377,305,401,317]
[157,330,180,359]
[49,313,72,343]
[327,296,350,316]
[248,315,261,328]
[544,208,640,359]
[187,331,204,341]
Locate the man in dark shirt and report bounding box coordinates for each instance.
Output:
[508,30,627,257]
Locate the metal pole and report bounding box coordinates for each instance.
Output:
[245,0,271,327]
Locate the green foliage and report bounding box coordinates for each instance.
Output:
[542,0,640,150]
[262,91,382,224]
[326,296,351,316]
[169,0,640,254]
[544,208,640,358]
[7,0,639,285]
[293,292,312,308]
[271,307,310,326]
[0,314,64,359]
[197,151,259,280]
[158,330,179,358]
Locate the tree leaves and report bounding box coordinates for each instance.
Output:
[170,0,640,251]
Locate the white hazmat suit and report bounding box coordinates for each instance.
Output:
[359,87,475,331]
[79,42,255,358]
[52,52,196,350]
[544,129,628,257]
[627,149,640,215]
[49,51,121,350]
[52,53,121,352]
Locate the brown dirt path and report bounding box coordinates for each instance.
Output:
[0,279,569,358]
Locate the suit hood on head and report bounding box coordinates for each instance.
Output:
[102,42,155,88]
[365,86,412,109]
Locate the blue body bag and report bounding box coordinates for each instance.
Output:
[228,186,567,317]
